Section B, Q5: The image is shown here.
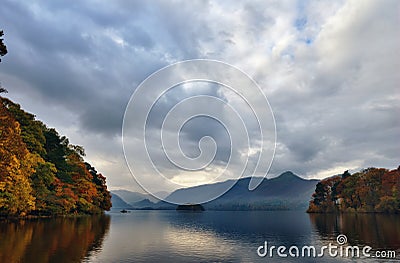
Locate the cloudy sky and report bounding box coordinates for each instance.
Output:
[0,0,398,193]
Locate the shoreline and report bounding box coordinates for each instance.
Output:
[0,212,108,221]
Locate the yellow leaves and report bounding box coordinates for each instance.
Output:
[0,102,36,216]
[0,152,36,215]
[21,152,46,178]
[6,169,36,215]
[1,98,111,216]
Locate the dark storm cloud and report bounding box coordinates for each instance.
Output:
[0,0,219,138]
[0,0,171,137]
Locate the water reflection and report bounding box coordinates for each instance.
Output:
[168,211,314,244]
[3,211,399,262]
[309,213,400,250]
[89,211,324,263]
[0,215,110,263]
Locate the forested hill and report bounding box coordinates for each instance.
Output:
[307,167,400,213]
[0,96,111,217]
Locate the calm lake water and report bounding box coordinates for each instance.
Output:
[1,210,399,262]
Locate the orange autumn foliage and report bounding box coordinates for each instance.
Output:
[308,166,400,213]
[0,97,111,217]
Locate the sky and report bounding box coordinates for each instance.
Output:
[0,0,398,193]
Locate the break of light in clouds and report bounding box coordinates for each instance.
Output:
[0,0,398,192]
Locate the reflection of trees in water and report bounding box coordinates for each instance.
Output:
[309,213,400,249]
[0,215,110,263]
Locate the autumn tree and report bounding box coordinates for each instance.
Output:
[308,167,400,213]
[307,175,341,213]
[0,97,112,217]
[86,162,112,211]
[0,99,36,216]
[2,98,47,156]
[376,167,400,213]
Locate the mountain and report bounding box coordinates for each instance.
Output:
[111,190,167,204]
[110,190,173,209]
[131,199,156,209]
[153,191,170,199]
[111,190,149,204]
[110,193,132,209]
[112,172,319,211]
[164,171,319,210]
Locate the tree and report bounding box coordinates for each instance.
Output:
[308,176,341,212]
[0,30,7,61]
[342,170,351,179]
[0,30,8,93]
[44,128,73,183]
[0,96,111,216]
[2,98,47,156]
[308,166,400,213]
[30,157,57,213]
[0,100,36,216]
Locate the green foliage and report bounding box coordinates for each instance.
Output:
[308,167,400,213]
[0,97,111,217]
[2,99,47,156]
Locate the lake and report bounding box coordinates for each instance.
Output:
[1,210,399,262]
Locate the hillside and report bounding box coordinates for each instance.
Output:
[0,97,111,216]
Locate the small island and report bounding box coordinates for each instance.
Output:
[176,204,205,211]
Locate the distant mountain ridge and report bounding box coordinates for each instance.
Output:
[110,190,170,209]
[110,193,132,209]
[165,171,319,210]
[111,171,319,211]
[112,190,152,204]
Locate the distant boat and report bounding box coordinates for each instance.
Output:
[176,204,205,211]
[120,209,129,213]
